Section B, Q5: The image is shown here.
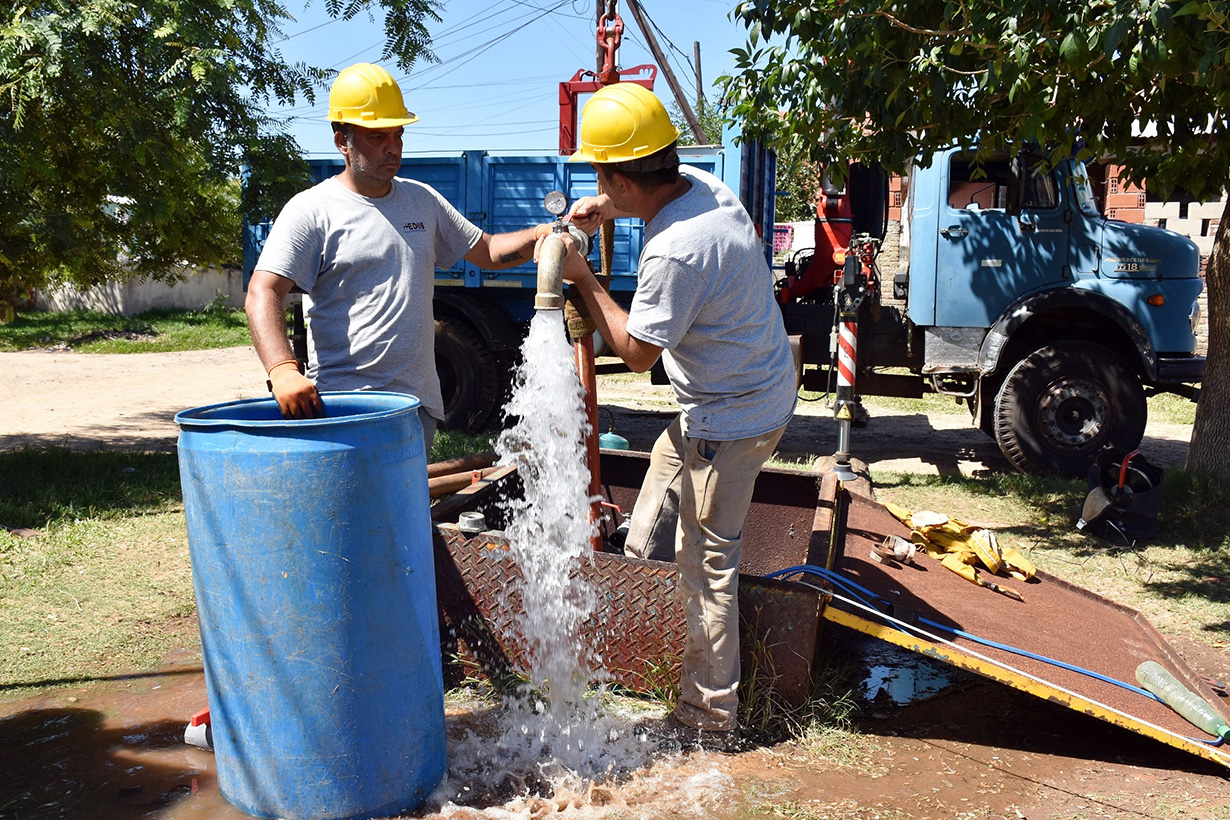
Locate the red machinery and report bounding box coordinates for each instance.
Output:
[778,163,889,305]
[774,164,889,478]
[557,2,655,155]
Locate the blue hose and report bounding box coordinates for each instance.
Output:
[767,564,1162,701]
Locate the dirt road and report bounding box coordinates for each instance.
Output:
[0,347,1196,477]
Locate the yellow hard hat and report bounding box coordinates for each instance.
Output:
[327,63,419,128]
[570,83,680,163]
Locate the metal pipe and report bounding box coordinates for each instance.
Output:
[575,334,604,551]
[535,233,566,310]
[426,451,497,479]
[428,466,501,498]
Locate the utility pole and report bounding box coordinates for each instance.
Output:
[694,41,703,104]
[622,0,708,144]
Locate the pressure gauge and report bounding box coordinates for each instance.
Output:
[544,191,568,217]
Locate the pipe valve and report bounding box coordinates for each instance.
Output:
[543,191,590,256]
[536,191,590,310]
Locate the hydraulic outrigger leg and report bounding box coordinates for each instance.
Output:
[830,235,878,482]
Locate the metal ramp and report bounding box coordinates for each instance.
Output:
[825,479,1230,770]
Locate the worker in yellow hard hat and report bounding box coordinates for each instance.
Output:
[555,83,797,752]
[246,63,552,441]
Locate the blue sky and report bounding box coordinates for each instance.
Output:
[269,0,752,156]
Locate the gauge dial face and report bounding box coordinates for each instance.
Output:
[544,191,568,216]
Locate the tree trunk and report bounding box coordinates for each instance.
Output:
[1185,195,1230,476]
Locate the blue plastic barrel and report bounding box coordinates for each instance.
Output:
[175,392,445,820]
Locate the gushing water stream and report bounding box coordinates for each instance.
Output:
[438,311,654,806]
[495,310,600,754]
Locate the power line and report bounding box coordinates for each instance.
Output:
[632,1,700,90]
[399,0,579,88]
[272,0,581,117]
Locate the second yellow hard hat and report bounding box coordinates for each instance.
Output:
[570,83,680,164]
[328,63,419,128]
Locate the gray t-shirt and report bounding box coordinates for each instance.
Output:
[626,166,797,440]
[255,175,483,419]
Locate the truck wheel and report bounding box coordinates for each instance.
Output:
[435,317,501,433]
[993,341,1146,477]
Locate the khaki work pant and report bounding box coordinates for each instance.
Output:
[624,415,787,731]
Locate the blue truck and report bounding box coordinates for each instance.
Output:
[244,142,1204,477]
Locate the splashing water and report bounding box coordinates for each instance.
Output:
[496,310,599,739]
[437,311,655,805]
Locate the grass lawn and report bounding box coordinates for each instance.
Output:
[0,301,251,353]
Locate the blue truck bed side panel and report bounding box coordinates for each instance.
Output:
[242,147,757,324]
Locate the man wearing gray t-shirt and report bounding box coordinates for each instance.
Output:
[247,64,551,444]
[558,84,797,751]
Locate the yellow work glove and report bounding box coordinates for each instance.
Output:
[267,360,323,419]
[885,502,1035,599]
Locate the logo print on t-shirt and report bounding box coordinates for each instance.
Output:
[403,221,426,232]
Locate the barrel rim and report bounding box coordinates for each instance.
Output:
[174,391,422,430]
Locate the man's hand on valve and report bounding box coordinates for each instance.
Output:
[564,195,612,235]
[533,230,594,287]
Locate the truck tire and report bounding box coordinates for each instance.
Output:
[993,341,1146,477]
[435,317,502,433]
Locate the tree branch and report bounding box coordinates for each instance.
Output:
[870,2,971,37]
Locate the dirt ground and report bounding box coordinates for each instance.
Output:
[1,347,1227,820]
[0,346,1197,476]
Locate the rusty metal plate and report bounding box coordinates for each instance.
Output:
[430,450,1230,768]
[435,525,822,708]
[432,451,828,709]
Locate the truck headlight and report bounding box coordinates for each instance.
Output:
[1191,299,1202,336]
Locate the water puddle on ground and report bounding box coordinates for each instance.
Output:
[0,655,701,820]
[0,651,242,820]
[852,636,972,707]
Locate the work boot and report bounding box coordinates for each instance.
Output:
[647,712,742,753]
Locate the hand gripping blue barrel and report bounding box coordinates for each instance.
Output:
[175,392,445,820]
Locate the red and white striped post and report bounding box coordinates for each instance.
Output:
[830,238,874,482]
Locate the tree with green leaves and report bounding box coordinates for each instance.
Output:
[722,0,1230,477]
[0,0,438,312]
[668,97,724,147]
[670,96,817,221]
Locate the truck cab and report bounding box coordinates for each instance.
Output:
[787,145,1205,476]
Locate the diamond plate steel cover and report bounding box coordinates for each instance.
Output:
[434,524,823,708]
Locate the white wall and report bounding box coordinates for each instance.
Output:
[35,267,244,316]
[1144,197,1227,258]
